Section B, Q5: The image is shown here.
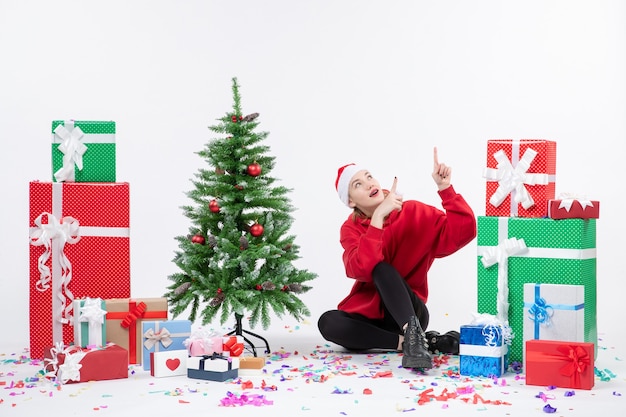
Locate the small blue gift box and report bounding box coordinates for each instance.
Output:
[141,320,191,370]
[459,324,509,377]
[187,353,239,382]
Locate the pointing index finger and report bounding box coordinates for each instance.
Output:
[433,146,439,167]
[390,176,398,193]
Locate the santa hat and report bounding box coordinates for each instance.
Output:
[335,163,365,207]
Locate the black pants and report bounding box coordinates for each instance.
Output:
[318,262,429,351]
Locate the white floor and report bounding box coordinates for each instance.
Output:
[1,322,624,416]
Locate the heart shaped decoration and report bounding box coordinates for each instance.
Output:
[166,358,181,371]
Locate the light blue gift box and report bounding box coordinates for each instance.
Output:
[523,283,585,344]
[141,320,191,371]
[459,324,509,377]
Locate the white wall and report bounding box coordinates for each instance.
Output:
[1,0,624,351]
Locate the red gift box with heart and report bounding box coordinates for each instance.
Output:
[29,181,131,359]
[150,349,188,377]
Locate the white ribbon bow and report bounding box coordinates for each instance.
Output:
[58,349,86,384]
[470,312,513,347]
[29,212,81,324]
[557,192,594,212]
[480,237,528,324]
[79,298,107,346]
[44,343,86,384]
[483,148,549,210]
[54,121,88,182]
[143,328,173,350]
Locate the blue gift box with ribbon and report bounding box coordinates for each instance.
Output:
[187,353,239,382]
[523,283,584,346]
[459,323,509,377]
[141,320,191,371]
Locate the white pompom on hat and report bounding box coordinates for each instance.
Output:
[335,163,365,207]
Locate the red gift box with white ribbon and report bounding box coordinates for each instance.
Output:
[547,194,600,220]
[483,139,556,218]
[29,181,131,359]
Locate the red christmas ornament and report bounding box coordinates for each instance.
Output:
[235,184,244,190]
[191,234,205,245]
[231,115,238,122]
[250,223,264,237]
[209,199,220,213]
[247,162,262,177]
[256,284,262,290]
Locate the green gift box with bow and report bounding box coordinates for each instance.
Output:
[476,216,597,364]
[51,120,116,182]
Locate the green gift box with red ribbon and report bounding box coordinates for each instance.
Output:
[525,339,594,390]
[104,298,168,364]
[51,120,116,183]
[476,216,597,364]
[29,181,130,360]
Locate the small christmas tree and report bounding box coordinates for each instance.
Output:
[165,77,316,337]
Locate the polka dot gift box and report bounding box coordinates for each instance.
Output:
[51,120,116,183]
[28,181,131,359]
[483,139,556,218]
[476,216,597,364]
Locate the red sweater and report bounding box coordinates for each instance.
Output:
[337,185,477,319]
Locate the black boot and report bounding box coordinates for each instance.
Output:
[425,330,460,355]
[402,316,433,369]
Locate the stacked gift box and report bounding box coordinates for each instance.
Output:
[28,119,136,383]
[29,119,262,384]
[461,139,598,390]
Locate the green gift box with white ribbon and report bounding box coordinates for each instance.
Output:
[51,120,116,182]
[476,216,596,364]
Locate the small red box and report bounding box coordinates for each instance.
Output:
[43,344,128,384]
[547,198,599,220]
[525,339,594,390]
[484,139,556,218]
[29,181,131,359]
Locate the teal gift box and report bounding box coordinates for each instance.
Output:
[141,320,191,371]
[476,216,596,364]
[459,323,509,377]
[73,298,107,348]
[52,120,116,182]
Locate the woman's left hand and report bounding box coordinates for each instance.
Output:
[432,147,451,191]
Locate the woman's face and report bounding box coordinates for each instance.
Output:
[347,169,385,212]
